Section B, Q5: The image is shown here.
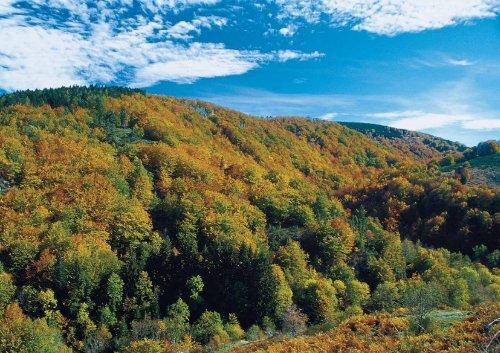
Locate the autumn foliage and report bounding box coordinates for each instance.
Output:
[0,87,497,353]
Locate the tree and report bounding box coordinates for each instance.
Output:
[281,304,308,337]
[224,313,244,341]
[314,218,355,270]
[345,279,370,308]
[187,275,204,302]
[245,324,265,341]
[477,140,499,156]
[84,325,112,353]
[276,241,311,290]
[76,303,97,338]
[135,271,154,316]
[37,289,58,321]
[261,316,276,337]
[0,273,16,315]
[165,298,190,343]
[440,155,455,166]
[99,306,117,328]
[402,278,442,333]
[0,304,72,353]
[371,281,401,311]
[262,265,293,320]
[454,163,471,184]
[301,278,338,324]
[106,273,124,311]
[191,310,225,344]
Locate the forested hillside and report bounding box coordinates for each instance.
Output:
[339,122,466,163]
[0,87,498,353]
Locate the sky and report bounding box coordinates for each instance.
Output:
[0,1,499,145]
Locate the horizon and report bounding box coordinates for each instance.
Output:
[1,1,499,145]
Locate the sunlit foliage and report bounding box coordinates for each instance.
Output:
[0,87,497,352]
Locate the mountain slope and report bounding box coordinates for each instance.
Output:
[0,87,497,353]
[339,121,466,163]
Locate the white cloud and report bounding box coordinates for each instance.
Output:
[139,0,220,13]
[0,0,18,15]
[0,22,90,91]
[317,112,339,120]
[275,50,324,62]
[278,23,297,36]
[273,0,500,35]
[369,110,423,119]
[0,1,323,91]
[385,112,475,130]
[370,110,500,131]
[462,119,500,130]
[165,16,227,40]
[446,58,474,67]
[132,43,265,86]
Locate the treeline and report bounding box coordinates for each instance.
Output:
[0,85,143,110]
[0,87,498,353]
[340,121,467,163]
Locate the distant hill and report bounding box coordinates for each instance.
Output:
[339,121,466,163]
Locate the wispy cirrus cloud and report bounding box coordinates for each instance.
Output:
[446,58,475,67]
[404,52,477,68]
[0,0,323,91]
[273,0,500,36]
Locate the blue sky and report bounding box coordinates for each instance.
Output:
[0,1,499,145]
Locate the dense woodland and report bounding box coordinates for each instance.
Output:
[339,121,467,163]
[0,86,498,353]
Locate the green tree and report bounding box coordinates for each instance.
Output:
[245,324,265,341]
[99,306,117,328]
[301,278,338,324]
[345,279,370,308]
[477,140,499,156]
[106,273,124,311]
[0,273,16,316]
[37,289,58,321]
[402,279,442,333]
[135,271,154,316]
[191,310,224,344]
[165,298,190,343]
[187,275,204,302]
[224,313,244,341]
[265,265,293,320]
[371,281,401,311]
[261,316,276,337]
[76,303,96,338]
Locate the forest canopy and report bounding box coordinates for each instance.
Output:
[0,86,498,353]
